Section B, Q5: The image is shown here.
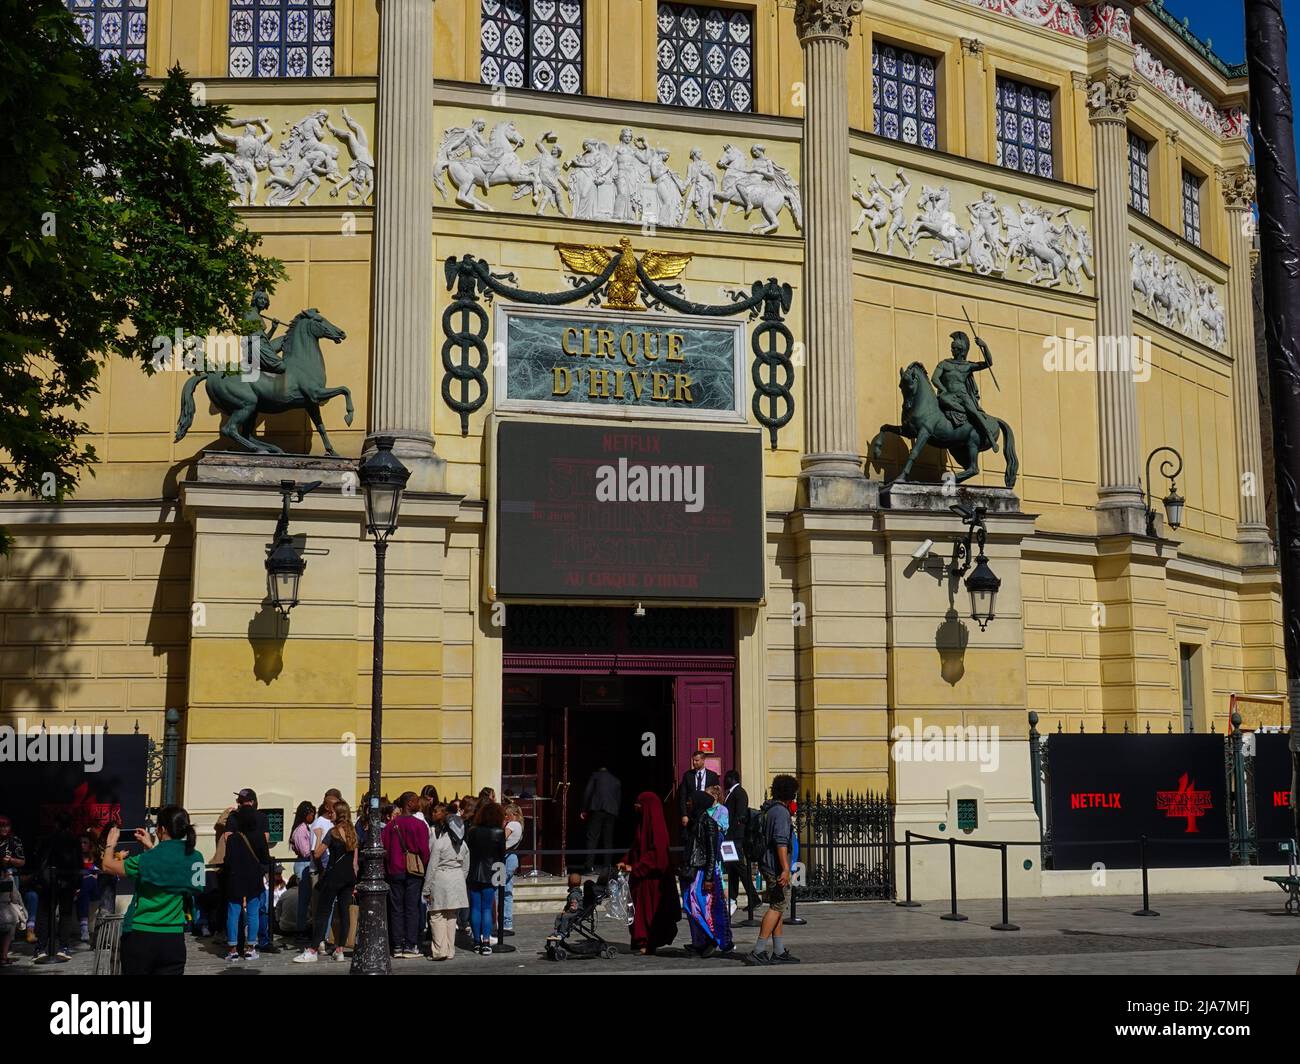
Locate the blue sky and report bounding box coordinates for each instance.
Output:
[1164,0,1299,96]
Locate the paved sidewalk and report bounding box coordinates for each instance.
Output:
[6,892,1299,975]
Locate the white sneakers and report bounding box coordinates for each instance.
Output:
[293,948,319,964]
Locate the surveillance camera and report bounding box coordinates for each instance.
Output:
[912,539,934,561]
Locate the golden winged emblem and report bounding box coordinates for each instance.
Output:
[554,236,692,311]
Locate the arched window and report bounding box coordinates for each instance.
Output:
[66,0,147,68]
[229,0,335,78]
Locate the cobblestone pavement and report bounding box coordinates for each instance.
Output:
[6,893,1299,975]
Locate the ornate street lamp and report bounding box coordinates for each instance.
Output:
[1143,446,1185,538]
[265,480,320,614]
[950,503,1001,632]
[353,436,410,977]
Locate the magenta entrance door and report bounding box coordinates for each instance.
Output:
[675,674,735,781]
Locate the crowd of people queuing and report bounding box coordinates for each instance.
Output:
[0,756,799,970]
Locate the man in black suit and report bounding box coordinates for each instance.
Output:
[677,750,720,829]
[723,769,757,921]
[580,766,621,873]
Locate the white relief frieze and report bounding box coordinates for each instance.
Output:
[851,165,1094,293]
[432,119,802,236]
[1129,239,1227,351]
[1133,43,1248,140]
[206,108,375,206]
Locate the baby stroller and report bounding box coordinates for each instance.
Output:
[544,875,620,962]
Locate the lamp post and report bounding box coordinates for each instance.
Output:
[352,436,410,976]
[1142,447,1185,538]
[950,503,1001,631]
[264,480,320,614]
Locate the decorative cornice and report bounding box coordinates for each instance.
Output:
[1146,0,1240,79]
[1133,42,1248,140]
[1218,166,1257,211]
[793,0,863,42]
[1086,72,1139,121]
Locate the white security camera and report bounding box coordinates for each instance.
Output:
[912,539,934,561]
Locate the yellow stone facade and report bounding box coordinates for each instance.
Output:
[1,1,1284,895]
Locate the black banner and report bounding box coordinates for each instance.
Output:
[0,733,148,846]
[1047,734,1230,869]
[495,420,764,601]
[1253,733,1296,864]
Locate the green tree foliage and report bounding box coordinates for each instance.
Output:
[0,0,285,550]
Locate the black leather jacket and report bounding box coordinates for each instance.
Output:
[686,814,721,882]
[465,825,505,886]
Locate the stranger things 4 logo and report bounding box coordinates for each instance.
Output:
[1155,772,1213,833]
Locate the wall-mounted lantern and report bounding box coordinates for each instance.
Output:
[265,479,321,614]
[1143,446,1185,538]
[950,503,1001,632]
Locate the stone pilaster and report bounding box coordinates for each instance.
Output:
[1220,165,1274,565]
[795,0,872,509]
[960,38,988,163]
[1087,71,1146,534]
[368,0,443,490]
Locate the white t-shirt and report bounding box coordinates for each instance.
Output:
[505,820,523,851]
[310,815,334,868]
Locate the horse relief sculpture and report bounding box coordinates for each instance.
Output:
[870,329,1019,489]
[174,292,355,456]
[849,169,1094,292]
[202,109,374,207]
[433,119,801,235]
[1129,240,1226,350]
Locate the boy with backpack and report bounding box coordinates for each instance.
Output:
[744,774,799,966]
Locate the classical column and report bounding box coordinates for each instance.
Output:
[795,0,873,510]
[1221,165,1273,563]
[1087,71,1146,533]
[367,0,441,489]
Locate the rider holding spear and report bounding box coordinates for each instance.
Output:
[930,307,1000,453]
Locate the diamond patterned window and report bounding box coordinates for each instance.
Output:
[1129,131,1151,215]
[872,42,938,150]
[995,77,1053,179]
[229,0,334,78]
[481,0,584,95]
[656,3,754,113]
[1182,169,1203,246]
[66,0,148,68]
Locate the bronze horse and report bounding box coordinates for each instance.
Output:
[871,361,1018,488]
[174,308,354,455]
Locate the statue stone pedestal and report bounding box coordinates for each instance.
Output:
[875,479,1042,900]
[193,448,357,489]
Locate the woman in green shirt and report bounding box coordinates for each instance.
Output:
[102,806,206,975]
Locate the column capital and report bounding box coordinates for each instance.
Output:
[960,37,984,58]
[1218,165,1257,211]
[1086,71,1138,123]
[794,0,863,43]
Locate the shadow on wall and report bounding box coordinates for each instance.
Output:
[865,431,946,484]
[935,607,969,687]
[0,544,86,724]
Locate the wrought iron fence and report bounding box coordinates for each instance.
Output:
[793,790,895,901]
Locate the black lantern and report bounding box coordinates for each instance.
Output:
[950,502,1001,633]
[359,436,410,539]
[965,553,1001,631]
[264,479,320,614]
[265,536,306,614]
[1144,446,1185,538]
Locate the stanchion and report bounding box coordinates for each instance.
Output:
[896,831,921,907]
[1133,834,1159,917]
[939,837,968,922]
[786,881,806,926]
[990,844,1019,931]
[493,881,517,953]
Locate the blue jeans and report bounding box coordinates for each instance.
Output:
[293,860,313,934]
[503,852,519,931]
[468,886,495,943]
[258,885,271,946]
[23,889,37,929]
[226,896,263,950]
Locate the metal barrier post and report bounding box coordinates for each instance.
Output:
[493,880,517,953]
[1133,834,1159,917]
[896,831,921,908]
[939,837,967,922]
[990,844,1019,931]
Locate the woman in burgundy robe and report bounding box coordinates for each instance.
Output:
[617,791,680,955]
